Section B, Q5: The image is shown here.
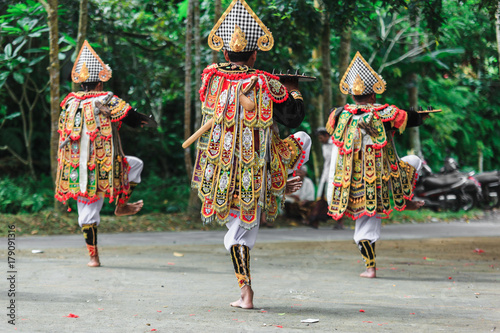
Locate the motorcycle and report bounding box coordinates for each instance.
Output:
[414,162,480,212]
[475,170,500,209]
[440,157,483,210]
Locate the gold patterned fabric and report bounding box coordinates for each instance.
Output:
[55,91,132,205]
[326,104,418,220]
[193,64,303,229]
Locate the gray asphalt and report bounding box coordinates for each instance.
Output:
[15,219,500,249]
[2,217,500,332]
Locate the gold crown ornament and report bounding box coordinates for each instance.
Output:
[71,40,112,83]
[339,52,386,95]
[208,0,274,52]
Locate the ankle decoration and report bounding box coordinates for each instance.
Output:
[86,244,98,257]
[358,240,376,268]
[82,223,98,246]
[230,244,251,288]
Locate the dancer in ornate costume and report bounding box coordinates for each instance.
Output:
[55,41,149,267]
[189,0,311,308]
[325,52,426,278]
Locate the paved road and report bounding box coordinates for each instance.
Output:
[2,217,499,332]
[15,219,500,250]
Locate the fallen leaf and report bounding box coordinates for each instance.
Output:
[278,313,286,316]
[64,313,79,318]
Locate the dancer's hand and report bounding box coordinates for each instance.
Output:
[285,176,302,195]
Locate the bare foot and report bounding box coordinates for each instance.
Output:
[87,255,100,267]
[115,200,144,216]
[406,200,425,211]
[230,285,254,309]
[360,267,376,278]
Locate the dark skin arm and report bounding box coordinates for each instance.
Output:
[273,80,305,128]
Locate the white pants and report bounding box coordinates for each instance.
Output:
[224,208,261,251]
[78,156,143,227]
[353,155,423,244]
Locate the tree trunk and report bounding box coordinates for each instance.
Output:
[407,16,422,157]
[194,0,201,129]
[184,0,199,211]
[335,26,351,107]
[72,0,88,92]
[39,0,61,209]
[496,1,500,75]
[211,0,222,64]
[407,73,421,157]
[319,12,331,124]
[184,0,193,179]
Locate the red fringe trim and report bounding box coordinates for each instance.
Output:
[198,65,288,104]
[378,105,400,123]
[394,205,407,212]
[101,134,112,141]
[110,105,132,123]
[403,171,419,201]
[87,129,99,141]
[60,92,109,108]
[55,192,101,205]
[372,141,387,150]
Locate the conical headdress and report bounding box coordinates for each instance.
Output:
[71,40,112,83]
[339,52,386,95]
[208,0,274,52]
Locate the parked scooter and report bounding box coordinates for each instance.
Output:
[440,157,483,210]
[475,170,500,209]
[414,161,479,212]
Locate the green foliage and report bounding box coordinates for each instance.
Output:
[96,173,192,215]
[1,0,500,222]
[0,175,53,214]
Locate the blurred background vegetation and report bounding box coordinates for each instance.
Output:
[0,0,499,223]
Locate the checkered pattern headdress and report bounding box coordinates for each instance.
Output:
[208,0,274,52]
[71,40,112,83]
[339,52,386,95]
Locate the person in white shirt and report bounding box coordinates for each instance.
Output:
[316,127,333,199]
[284,165,315,222]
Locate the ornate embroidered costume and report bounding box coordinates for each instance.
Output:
[55,90,133,204]
[54,40,146,267]
[193,0,308,231]
[325,52,422,221]
[325,52,426,276]
[189,0,310,299]
[194,63,306,230]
